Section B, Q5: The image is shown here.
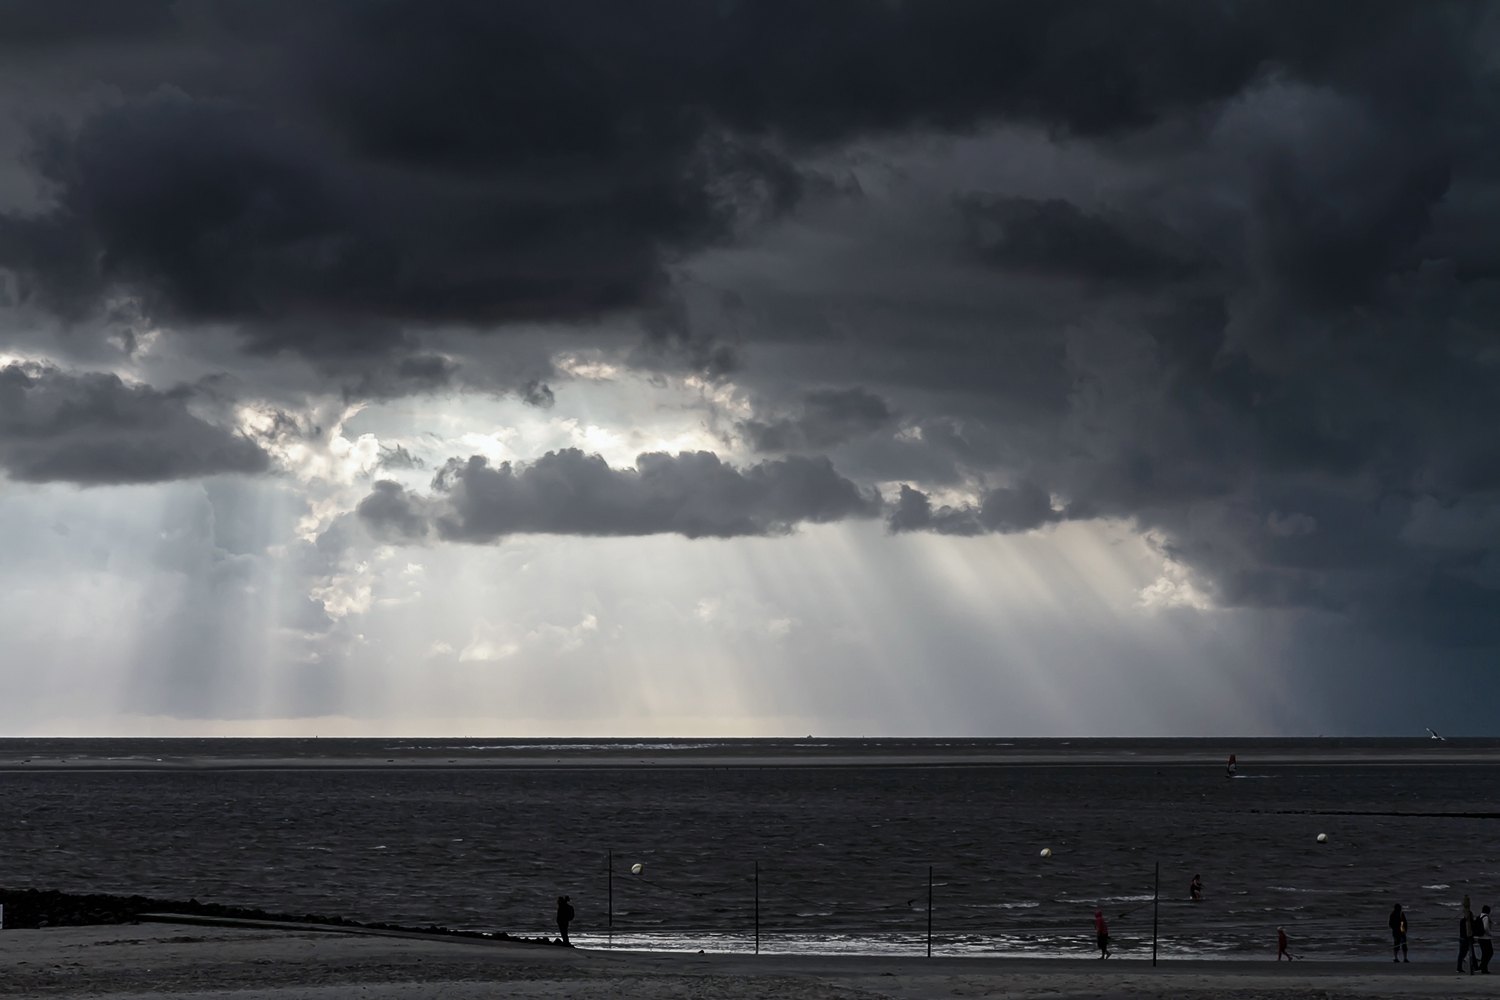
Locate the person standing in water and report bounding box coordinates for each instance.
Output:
[556,895,575,945]
[1389,903,1408,962]
[1190,874,1203,901]
[1094,910,1110,959]
[1277,926,1290,961]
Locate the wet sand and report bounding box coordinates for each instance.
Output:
[1,921,1490,999]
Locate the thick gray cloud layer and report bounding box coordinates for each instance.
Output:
[743,387,894,452]
[1,1,1498,654]
[0,0,1424,355]
[360,449,879,541]
[888,482,1062,536]
[0,364,267,483]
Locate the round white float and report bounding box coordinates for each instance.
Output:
[631,863,644,874]
[1040,848,1052,857]
[1316,833,1328,843]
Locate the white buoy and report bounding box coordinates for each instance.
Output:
[1316,833,1328,843]
[631,863,644,874]
[1040,848,1052,857]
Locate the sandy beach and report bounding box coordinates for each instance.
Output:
[1,919,1491,1000]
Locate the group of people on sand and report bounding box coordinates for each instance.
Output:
[1455,896,1493,974]
[1092,875,1493,968]
[1388,898,1493,972]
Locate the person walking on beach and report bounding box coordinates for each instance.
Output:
[1189,874,1203,901]
[1390,903,1408,963]
[1277,926,1290,961]
[556,895,574,945]
[1459,896,1475,973]
[1478,904,1493,974]
[1094,910,1111,959]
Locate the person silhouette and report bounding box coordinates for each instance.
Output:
[1277,926,1289,961]
[1478,905,1493,974]
[1190,874,1203,901]
[1094,909,1110,959]
[1390,904,1408,963]
[1460,896,1475,973]
[556,894,575,945]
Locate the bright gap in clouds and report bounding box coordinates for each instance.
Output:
[342,361,747,482]
[0,455,1291,737]
[0,365,1479,739]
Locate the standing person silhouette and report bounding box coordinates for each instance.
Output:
[1477,905,1493,974]
[1189,874,1203,901]
[1390,904,1408,962]
[1460,896,1475,973]
[1094,910,1110,959]
[1277,926,1290,961]
[556,895,575,945]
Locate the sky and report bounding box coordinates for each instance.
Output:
[0,1,1497,737]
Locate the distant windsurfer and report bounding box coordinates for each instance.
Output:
[1227,754,1237,777]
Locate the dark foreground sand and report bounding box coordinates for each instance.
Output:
[0,919,1491,1000]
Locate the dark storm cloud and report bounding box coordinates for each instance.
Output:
[0,93,686,354]
[358,448,879,542]
[958,195,1210,284]
[0,0,176,45]
[743,386,893,452]
[0,363,268,483]
[888,481,1062,536]
[3,0,1498,652]
[0,0,1417,360]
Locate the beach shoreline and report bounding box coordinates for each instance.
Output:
[1,922,1490,999]
[3,738,1500,773]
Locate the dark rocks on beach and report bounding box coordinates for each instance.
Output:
[0,888,568,946]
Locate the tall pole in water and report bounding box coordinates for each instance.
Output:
[927,866,933,958]
[608,849,613,949]
[1152,861,1159,967]
[754,861,760,955]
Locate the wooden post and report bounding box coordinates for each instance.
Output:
[608,849,613,949]
[927,866,933,958]
[754,861,760,955]
[1152,861,1159,967]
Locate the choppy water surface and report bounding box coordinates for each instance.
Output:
[0,737,1497,960]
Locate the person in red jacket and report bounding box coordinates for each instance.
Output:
[1095,910,1110,959]
[1277,926,1290,961]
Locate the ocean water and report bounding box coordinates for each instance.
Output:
[1,738,1497,961]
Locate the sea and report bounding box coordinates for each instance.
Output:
[1,737,1497,961]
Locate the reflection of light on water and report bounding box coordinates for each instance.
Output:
[434,743,723,751]
[570,932,1248,959]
